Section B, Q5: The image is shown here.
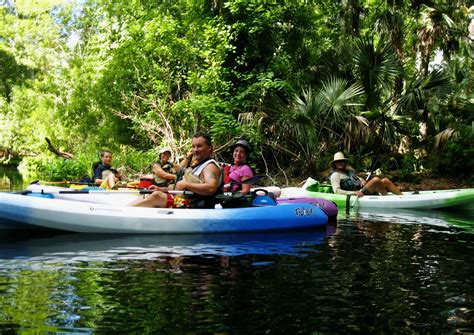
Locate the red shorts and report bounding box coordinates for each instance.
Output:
[166,194,189,208]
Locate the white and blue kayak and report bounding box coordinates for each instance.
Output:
[0,189,328,233]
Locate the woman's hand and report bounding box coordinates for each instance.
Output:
[355,190,364,197]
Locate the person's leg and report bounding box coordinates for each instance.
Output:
[129,191,168,207]
[363,177,388,195]
[382,178,402,195]
[105,173,116,189]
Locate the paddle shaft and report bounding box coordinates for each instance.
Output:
[26,174,266,197]
[23,189,194,195]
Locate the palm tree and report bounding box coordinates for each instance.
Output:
[416,3,462,76]
[352,37,402,111]
[373,2,406,98]
[360,107,410,153]
[394,68,452,143]
[275,77,364,172]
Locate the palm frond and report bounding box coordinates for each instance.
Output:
[433,127,459,151]
[318,76,364,118]
[353,37,402,110]
[395,69,452,116]
[293,87,325,120]
[344,115,370,151]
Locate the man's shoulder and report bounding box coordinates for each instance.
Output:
[203,160,221,173]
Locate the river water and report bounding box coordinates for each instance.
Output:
[0,166,473,333]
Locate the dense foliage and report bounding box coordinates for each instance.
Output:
[0,0,472,182]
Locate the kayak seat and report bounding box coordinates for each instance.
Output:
[307,183,333,193]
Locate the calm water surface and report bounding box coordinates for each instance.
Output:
[0,166,473,334]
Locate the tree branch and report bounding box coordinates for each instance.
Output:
[45,138,74,159]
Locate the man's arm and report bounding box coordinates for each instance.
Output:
[175,164,221,196]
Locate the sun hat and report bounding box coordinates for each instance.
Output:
[159,147,172,155]
[332,152,349,168]
[230,139,251,155]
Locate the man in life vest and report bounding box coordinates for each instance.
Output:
[130,132,222,208]
[330,152,402,197]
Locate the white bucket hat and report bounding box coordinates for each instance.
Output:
[159,147,172,155]
[332,152,349,168]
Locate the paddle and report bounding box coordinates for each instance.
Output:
[31,180,91,186]
[21,189,194,196]
[32,174,265,190]
[224,174,265,188]
[25,175,266,196]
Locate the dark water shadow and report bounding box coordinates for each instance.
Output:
[341,207,474,233]
[0,224,336,261]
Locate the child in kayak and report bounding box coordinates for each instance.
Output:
[93,150,122,189]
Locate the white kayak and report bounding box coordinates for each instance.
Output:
[0,189,328,233]
[280,185,474,210]
[24,184,339,218]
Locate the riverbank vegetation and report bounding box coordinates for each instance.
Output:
[0,1,472,185]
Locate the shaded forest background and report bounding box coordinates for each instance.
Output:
[0,0,472,184]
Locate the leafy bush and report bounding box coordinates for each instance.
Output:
[19,154,92,181]
[18,146,159,182]
[429,126,474,181]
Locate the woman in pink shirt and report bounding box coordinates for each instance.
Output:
[229,140,254,194]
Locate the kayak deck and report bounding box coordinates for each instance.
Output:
[280,187,474,210]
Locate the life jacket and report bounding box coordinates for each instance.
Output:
[92,162,115,182]
[339,170,362,191]
[153,161,174,187]
[221,163,231,192]
[179,158,223,208]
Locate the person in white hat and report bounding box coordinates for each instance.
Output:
[151,147,177,187]
[330,152,402,197]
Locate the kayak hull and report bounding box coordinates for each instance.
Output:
[25,185,338,218]
[277,197,338,218]
[280,187,474,210]
[0,192,327,233]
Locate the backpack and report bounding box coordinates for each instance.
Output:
[218,189,277,208]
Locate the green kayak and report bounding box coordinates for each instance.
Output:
[280,178,474,210]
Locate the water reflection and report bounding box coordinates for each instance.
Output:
[349,208,474,233]
[0,222,473,334]
[0,228,333,263]
[0,165,26,192]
